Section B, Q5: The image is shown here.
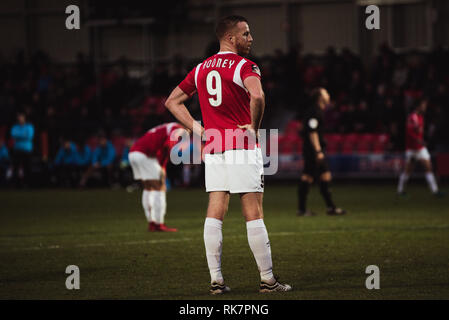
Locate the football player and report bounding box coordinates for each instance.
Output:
[397,99,443,196]
[165,16,292,294]
[128,122,187,232]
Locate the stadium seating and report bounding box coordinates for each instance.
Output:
[324,134,343,154]
[339,133,358,154]
[284,120,302,133]
[436,153,449,177]
[279,133,303,155]
[292,132,391,155]
[356,133,376,154]
[372,134,390,154]
[279,120,303,155]
[111,136,127,157]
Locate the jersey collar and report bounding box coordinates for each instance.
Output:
[216,51,236,55]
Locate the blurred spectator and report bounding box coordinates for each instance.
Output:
[8,112,34,187]
[77,140,93,168]
[0,140,10,184]
[79,133,116,188]
[54,139,80,187]
[1,43,449,188]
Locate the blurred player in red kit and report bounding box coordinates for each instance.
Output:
[397,99,443,196]
[165,15,291,294]
[128,122,188,232]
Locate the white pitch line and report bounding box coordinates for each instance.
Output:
[2,232,294,252]
[2,226,449,252]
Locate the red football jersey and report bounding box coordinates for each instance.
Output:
[178,51,261,153]
[130,122,183,168]
[405,112,424,150]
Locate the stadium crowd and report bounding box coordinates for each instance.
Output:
[1,43,449,188]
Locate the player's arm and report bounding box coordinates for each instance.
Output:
[309,132,324,160]
[243,76,265,134]
[165,86,204,137]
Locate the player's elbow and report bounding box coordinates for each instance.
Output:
[250,91,265,104]
[165,97,174,110]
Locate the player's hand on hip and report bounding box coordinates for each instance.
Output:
[316,151,325,161]
[237,124,259,141]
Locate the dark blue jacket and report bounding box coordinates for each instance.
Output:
[0,145,9,163]
[77,145,92,166]
[54,142,79,166]
[92,141,116,167]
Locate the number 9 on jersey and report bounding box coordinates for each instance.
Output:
[206,70,222,107]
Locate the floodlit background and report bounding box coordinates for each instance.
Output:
[1,0,449,185]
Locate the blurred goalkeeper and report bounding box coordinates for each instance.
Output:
[128,122,188,232]
[297,88,346,216]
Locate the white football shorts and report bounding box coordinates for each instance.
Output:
[205,148,264,193]
[128,151,162,180]
[405,147,431,161]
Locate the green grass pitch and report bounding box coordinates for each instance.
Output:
[1,184,448,299]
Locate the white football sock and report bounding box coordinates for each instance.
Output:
[204,217,224,284]
[149,191,166,224]
[425,172,438,193]
[397,173,409,193]
[246,219,274,282]
[142,190,152,222]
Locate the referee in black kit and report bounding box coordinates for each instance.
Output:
[297,87,346,217]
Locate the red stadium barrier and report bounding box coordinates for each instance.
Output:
[279,133,302,155]
[112,136,127,157]
[356,133,376,154]
[281,128,391,155]
[436,153,449,177]
[324,134,343,154]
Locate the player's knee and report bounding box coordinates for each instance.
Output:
[206,208,226,220]
[320,172,332,182]
[301,175,313,184]
[206,201,228,220]
[244,210,264,221]
[424,164,433,172]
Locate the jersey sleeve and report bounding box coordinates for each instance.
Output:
[304,110,320,133]
[178,67,197,96]
[306,117,320,133]
[241,61,261,82]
